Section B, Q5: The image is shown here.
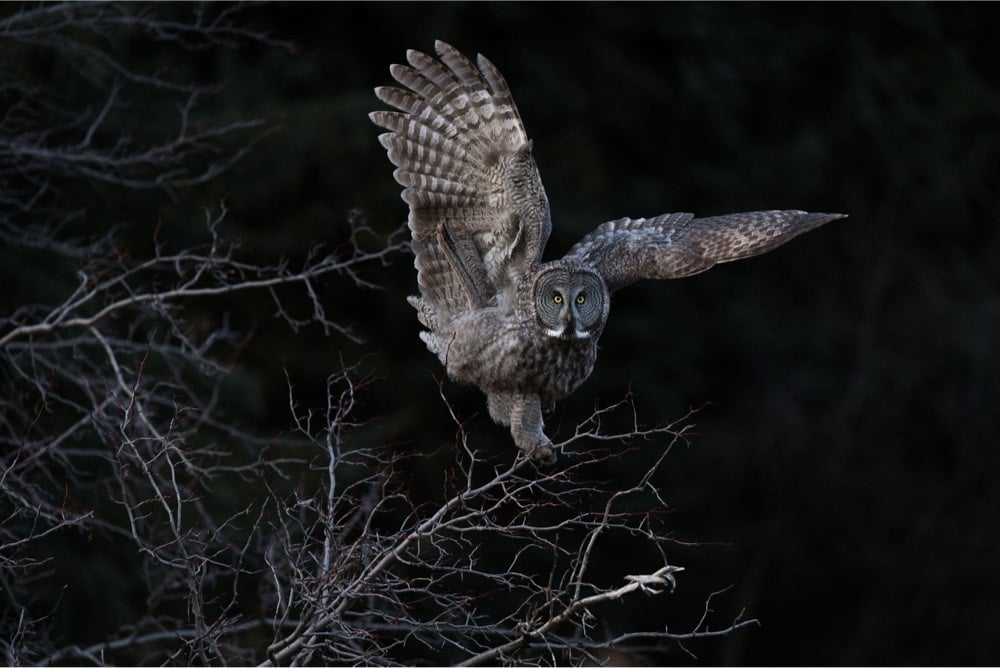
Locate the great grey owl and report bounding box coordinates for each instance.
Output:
[370,41,844,463]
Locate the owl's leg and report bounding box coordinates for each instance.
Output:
[486,392,555,464]
[486,392,514,426]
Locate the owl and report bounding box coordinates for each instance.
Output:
[371,41,844,464]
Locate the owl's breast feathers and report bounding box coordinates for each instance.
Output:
[434,310,599,403]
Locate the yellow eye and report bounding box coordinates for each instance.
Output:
[576,293,586,305]
[552,293,563,304]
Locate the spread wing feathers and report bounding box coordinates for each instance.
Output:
[370,40,552,315]
[566,210,845,292]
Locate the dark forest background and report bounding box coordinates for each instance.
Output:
[4,2,999,664]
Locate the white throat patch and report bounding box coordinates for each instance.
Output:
[544,326,593,339]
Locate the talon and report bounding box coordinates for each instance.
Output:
[517,439,556,465]
[531,442,556,465]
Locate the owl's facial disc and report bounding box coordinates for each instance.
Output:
[535,268,607,339]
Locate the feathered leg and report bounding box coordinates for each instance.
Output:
[488,392,555,464]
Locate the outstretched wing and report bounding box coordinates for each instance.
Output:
[370,40,551,313]
[565,210,845,293]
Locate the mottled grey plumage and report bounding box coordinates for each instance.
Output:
[371,41,844,463]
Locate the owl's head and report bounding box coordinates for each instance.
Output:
[531,264,609,340]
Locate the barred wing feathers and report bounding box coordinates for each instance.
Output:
[566,210,845,293]
[370,40,552,315]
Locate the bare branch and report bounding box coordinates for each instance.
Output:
[255,388,755,667]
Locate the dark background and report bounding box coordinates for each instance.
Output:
[11,2,1000,664]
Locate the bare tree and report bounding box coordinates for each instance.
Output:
[260,385,756,666]
[2,205,406,665]
[0,2,285,205]
[1,4,755,665]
